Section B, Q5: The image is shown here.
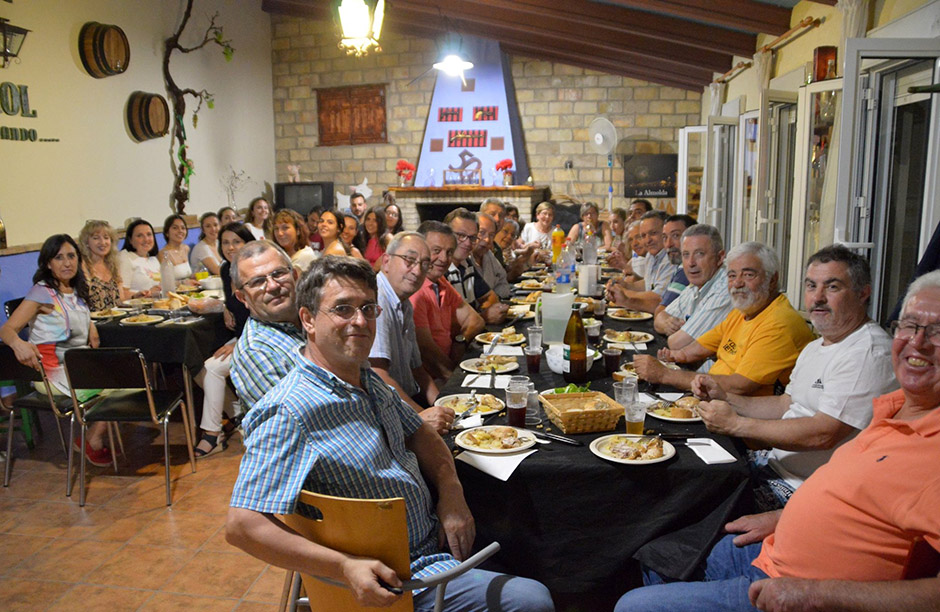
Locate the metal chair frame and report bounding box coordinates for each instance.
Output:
[64,347,196,506]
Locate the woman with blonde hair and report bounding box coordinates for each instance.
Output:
[520,201,555,248]
[272,208,316,272]
[78,220,127,312]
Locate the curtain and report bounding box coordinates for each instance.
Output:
[837,0,870,73]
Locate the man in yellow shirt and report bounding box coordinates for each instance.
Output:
[635,242,814,395]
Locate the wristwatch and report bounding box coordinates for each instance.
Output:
[454,334,467,344]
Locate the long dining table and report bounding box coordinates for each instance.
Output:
[439,291,750,600]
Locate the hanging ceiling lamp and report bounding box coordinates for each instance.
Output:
[0,18,30,68]
[432,34,473,86]
[337,0,384,57]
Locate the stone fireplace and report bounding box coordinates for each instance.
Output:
[388,186,550,228]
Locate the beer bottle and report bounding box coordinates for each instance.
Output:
[563,303,587,383]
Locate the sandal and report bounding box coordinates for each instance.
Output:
[194,433,227,459]
[221,416,242,440]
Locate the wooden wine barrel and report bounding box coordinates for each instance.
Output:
[126,92,169,141]
[79,22,130,78]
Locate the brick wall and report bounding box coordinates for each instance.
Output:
[272,16,702,211]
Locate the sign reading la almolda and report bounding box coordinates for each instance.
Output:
[0,82,59,143]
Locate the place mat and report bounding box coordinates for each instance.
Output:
[461,374,513,389]
[490,345,524,356]
[609,342,648,351]
[686,438,736,464]
[455,448,538,481]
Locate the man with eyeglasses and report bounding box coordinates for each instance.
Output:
[635,242,814,396]
[480,199,536,282]
[227,256,555,612]
[444,207,508,324]
[369,232,454,434]
[230,241,306,411]
[693,245,897,510]
[411,222,485,381]
[615,270,940,612]
[470,212,511,299]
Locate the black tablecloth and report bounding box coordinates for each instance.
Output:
[96,313,230,369]
[441,300,749,594]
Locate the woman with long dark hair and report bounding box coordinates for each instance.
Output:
[190,212,222,275]
[0,234,112,466]
[158,214,193,282]
[245,197,271,240]
[318,209,364,259]
[118,218,161,297]
[357,205,392,271]
[272,208,316,272]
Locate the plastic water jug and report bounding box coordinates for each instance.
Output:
[539,291,576,345]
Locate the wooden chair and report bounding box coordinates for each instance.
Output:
[63,347,196,506]
[0,344,74,489]
[277,490,500,612]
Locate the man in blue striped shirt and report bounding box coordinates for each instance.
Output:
[226,256,554,611]
[230,241,306,411]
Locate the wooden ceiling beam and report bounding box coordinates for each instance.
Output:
[599,0,792,35]
[392,0,732,73]
[419,0,756,56]
[388,11,717,82]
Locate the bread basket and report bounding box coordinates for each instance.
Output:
[538,391,623,434]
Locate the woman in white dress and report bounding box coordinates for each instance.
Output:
[118,219,161,297]
[244,197,270,240]
[158,214,193,283]
[190,212,222,275]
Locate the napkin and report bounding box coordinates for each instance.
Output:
[686,438,737,464]
[453,414,483,430]
[461,374,513,389]
[455,449,537,481]
[639,392,684,403]
[490,345,524,356]
[609,342,647,351]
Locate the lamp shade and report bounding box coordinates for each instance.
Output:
[0,18,29,67]
[338,0,384,57]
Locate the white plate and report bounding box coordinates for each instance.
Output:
[604,330,654,344]
[608,309,653,322]
[521,271,548,279]
[645,405,703,423]
[91,308,130,320]
[434,393,504,416]
[119,314,164,326]
[455,426,536,454]
[510,295,542,305]
[508,306,536,320]
[590,434,676,465]
[459,358,520,374]
[514,282,549,292]
[475,332,525,346]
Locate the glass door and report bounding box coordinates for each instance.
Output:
[788,77,843,306]
[837,37,940,322]
[762,98,798,291]
[703,117,738,244]
[734,110,759,248]
[677,125,706,218]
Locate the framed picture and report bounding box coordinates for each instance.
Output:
[623,154,677,198]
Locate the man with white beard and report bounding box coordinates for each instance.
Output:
[634,242,815,396]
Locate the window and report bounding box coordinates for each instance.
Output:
[316,84,387,146]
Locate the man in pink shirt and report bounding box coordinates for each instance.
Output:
[614,271,940,612]
[410,221,485,381]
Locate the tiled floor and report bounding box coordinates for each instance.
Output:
[0,413,284,611]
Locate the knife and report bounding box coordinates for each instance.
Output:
[526,429,583,446]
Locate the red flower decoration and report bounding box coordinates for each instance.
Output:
[396,159,416,181]
[495,159,513,172]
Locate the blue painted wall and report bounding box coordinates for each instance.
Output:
[415,37,528,187]
[0,227,202,325]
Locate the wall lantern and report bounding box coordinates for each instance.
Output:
[337,0,384,57]
[0,18,29,68]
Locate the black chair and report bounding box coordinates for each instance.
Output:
[64,347,196,506]
[0,344,75,489]
[4,297,24,320]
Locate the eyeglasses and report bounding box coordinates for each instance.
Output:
[240,267,292,291]
[453,232,478,245]
[321,303,383,320]
[890,320,940,346]
[391,253,432,272]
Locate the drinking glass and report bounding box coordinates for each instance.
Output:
[524,346,542,375]
[525,381,542,426]
[526,325,543,348]
[603,348,622,375]
[506,379,529,428]
[613,380,644,434]
[593,297,606,317]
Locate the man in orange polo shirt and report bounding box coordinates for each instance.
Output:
[614,271,940,612]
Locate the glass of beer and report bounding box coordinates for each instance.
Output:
[613,380,644,435]
[603,348,622,375]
